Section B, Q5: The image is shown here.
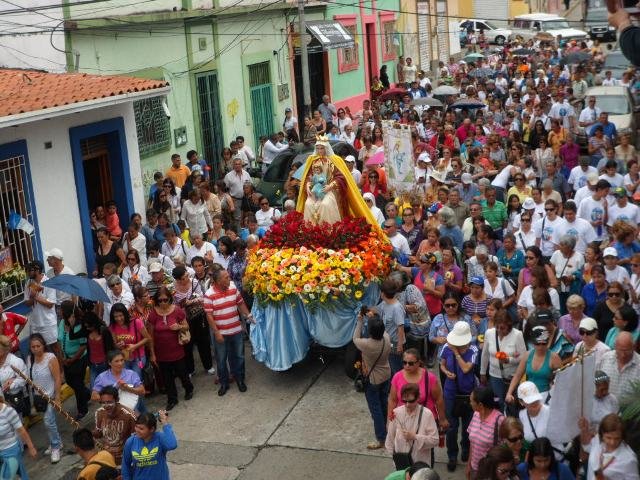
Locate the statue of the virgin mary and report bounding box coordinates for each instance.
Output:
[295,136,380,228]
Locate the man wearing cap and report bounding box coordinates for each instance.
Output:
[415,153,431,188]
[455,174,480,206]
[577,179,610,242]
[607,187,640,228]
[568,157,598,193]
[45,248,75,309]
[596,331,640,400]
[343,155,361,184]
[590,370,619,431]
[146,262,172,298]
[446,189,469,228]
[514,381,555,448]
[602,247,630,284]
[103,275,134,326]
[24,260,60,355]
[552,201,596,255]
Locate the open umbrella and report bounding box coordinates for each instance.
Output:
[448,98,486,110]
[43,274,110,303]
[563,51,592,65]
[366,150,385,167]
[468,68,493,78]
[432,85,459,95]
[464,53,484,64]
[410,97,444,108]
[379,87,408,101]
[512,48,535,56]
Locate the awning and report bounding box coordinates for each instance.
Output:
[296,20,355,54]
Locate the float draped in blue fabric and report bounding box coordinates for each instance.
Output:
[250,283,380,371]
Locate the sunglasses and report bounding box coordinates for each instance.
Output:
[444,303,458,308]
[383,225,394,229]
[526,255,536,260]
[579,328,596,335]
[403,360,417,366]
[545,208,555,212]
[402,397,418,404]
[157,298,170,304]
[608,292,621,297]
[163,184,171,188]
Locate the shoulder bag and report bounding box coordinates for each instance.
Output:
[28,358,48,413]
[184,280,205,321]
[354,340,385,393]
[392,406,424,470]
[452,359,473,418]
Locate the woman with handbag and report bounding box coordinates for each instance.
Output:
[0,335,28,418]
[467,386,505,479]
[353,312,391,450]
[147,286,193,411]
[386,383,439,471]
[440,321,479,473]
[480,310,526,413]
[171,266,214,376]
[91,350,145,412]
[26,333,62,463]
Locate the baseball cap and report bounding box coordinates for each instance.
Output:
[469,276,484,286]
[531,325,550,344]
[522,197,535,210]
[579,317,598,331]
[603,246,618,257]
[344,155,356,163]
[594,370,610,384]
[517,381,543,405]
[534,309,553,324]
[586,172,599,185]
[418,152,431,163]
[45,248,64,261]
[461,172,473,184]
[613,187,627,198]
[148,262,163,273]
[285,107,292,112]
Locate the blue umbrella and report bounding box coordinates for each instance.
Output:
[43,274,110,303]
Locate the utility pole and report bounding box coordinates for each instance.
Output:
[298,0,311,119]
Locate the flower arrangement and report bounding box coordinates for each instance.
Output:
[0,265,27,295]
[245,212,393,307]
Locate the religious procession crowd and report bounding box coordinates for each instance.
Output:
[0,29,640,480]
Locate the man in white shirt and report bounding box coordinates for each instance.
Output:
[24,260,59,355]
[568,158,598,192]
[548,91,576,131]
[529,104,551,130]
[261,133,289,173]
[607,187,640,227]
[534,202,567,258]
[599,160,624,187]
[236,136,256,167]
[601,71,619,86]
[573,172,599,207]
[383,220,410,262]
[578,96,602,129]
[44,248,75,309]
[344,155,361,184]
[552,201,596,255]
[577,179,610,242]
[223,158,252,229]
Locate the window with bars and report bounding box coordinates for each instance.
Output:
[382,21,396,60]
[133,97,171,158]
[338,24,359,72]
[0,152,37,308]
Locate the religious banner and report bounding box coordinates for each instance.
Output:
[0,247,12,275]
[546,352,596,445]
[382,121,414,193]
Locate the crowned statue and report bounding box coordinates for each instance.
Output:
[296,136,380,228]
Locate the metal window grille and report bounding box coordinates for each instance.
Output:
[0,154,37,307]
[383,22,395,56]
[248,62,271,88]
[341,25,358,66]
[133,97,171,158]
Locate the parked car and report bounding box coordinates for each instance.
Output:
[585,7,617,42]
[510,13,588,43]
[577,85,639,146]
[601,50,631,81]
[458,19,512,45]
[254,141,358,205]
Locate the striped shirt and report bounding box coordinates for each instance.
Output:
[467,409,504,470]
[0,403,22,450]
[203,281,243,336]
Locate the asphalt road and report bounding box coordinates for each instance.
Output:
[23,346,467,480]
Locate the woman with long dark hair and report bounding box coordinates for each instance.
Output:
[516,437,574,480]
[109,303,151,379]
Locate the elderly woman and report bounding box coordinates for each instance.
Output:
[255,197,282,230]
[549,235,584,315]
[91,349,145,407]
[0,335,28,417]
[438,206,463,250]
[0,390,37,477]
[363,192,385,226]
[499,417,526,463]
[466,244,499,283]
[386,383,440,471]
[480,309,527,412]
[186,232,216,265]
[558,295,588,344]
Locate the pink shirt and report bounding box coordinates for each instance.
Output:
[467,409,504,470]
[391,369,438,419]
[109,318,146,360]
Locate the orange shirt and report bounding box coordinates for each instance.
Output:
[165,165,191,188]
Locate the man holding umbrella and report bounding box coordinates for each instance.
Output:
[45,248,74,316]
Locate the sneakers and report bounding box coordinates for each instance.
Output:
[447,459,457,472]
[207,367,216,375]
[44,444,63,455]
[51,448,61,463]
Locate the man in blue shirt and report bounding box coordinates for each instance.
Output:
[186,150,209,180]
[589,112,617,143]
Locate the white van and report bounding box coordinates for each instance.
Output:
[511,13,588,43]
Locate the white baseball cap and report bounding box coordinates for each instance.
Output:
[522,198,535,210]
[517,381,542,405]
[45,248,64,260]
[603,247,618,258]
[461,173,473,184]
[148,262,163,273]
[579,317,598,331]
[344,155,356,163]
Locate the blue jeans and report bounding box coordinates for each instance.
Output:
[214,333,245,386]
[90,362,108,388]
[389,353,403,377]
[489,375,508,414]
[43,404,62,449]
[445,393,473,461]
[364,379,390,442]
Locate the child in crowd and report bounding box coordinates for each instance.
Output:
[105,200,123,240]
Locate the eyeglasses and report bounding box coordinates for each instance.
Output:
[521,218,531,223]
[579,328,596,335]
[99,401,115,406]
[506,435,523,443]
[383,225,394,229]
[608,291,621,297]
[444,303,458,308]
[403,360,417,366]
[545,208,555,212]
[156,298,170,304]
[402,397,418,403]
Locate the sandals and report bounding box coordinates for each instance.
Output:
[366,441,384,450]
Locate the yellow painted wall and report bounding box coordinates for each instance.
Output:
[510,0,530,17]
[458,0,473,19]
[458,0,529,20]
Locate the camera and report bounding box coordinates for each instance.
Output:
[360,305,369,316]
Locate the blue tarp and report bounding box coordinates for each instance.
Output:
[250,282,380,371]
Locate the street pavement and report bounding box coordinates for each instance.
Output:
[23,346,467,480]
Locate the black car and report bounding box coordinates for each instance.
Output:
[585,8,617,42]
[254,141,358,206]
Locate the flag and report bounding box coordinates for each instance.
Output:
[7,211,34,234]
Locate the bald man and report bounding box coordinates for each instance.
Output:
[596,332,640,400]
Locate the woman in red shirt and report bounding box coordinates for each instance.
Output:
[147,286,193,411]
[0,305,26,353]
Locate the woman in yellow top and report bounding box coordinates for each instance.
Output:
[506,173,532,203]
[547,119,568,157]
